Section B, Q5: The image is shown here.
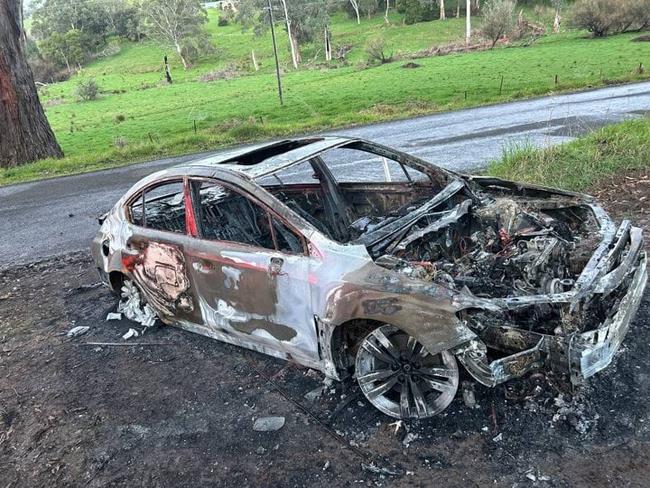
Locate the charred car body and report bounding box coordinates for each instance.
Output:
[92,137,647,419]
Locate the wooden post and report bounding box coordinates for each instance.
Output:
[251,50,259,71]
[164,55,172,84]
[499,75,504,95]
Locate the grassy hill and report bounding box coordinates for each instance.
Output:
[2,8,649,185]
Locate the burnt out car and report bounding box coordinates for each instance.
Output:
[92,137,647,419]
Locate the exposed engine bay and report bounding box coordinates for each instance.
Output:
[367,194,596,300]
[266,170,638,349]
[268,176,599,300]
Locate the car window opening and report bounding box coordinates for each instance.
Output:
[258,146,444,244]
[189,180,303,254]
[130,181,186,234]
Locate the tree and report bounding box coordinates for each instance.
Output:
[396,0,436,24]
[31,0,110,45]
[480,0,515,47]
[282,0,330,67]
[39,29,90,71]
[237,0,330,68]
[140,0,212,69]
[1,0,63,167]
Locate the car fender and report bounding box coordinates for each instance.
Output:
[322,286,476,357]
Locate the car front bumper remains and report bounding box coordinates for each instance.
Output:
[456,220,647,387]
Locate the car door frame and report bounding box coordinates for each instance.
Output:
[120,176,200,322]
[183,175,321,365]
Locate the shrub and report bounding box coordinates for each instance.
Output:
[571,0,622,37]
[620,0,650,32]
[75,78,100,101]
[365,36,393,65]
[480,0,517,48]
[571,0,650,37]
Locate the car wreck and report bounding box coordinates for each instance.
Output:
[92,137,647,419]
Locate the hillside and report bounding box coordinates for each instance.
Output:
[3,8,649,185]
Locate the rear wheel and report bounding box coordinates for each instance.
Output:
[355,325,459,419]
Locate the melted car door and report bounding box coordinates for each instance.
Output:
[124,179,197,321]
[184,178,318,364]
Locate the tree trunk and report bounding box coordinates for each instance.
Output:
[466,0,471,45]
[174,41,189,69]
[553,10,561,34]
[279,0,299,69]
[350,1,360,24]
[290,33,300,67]
[439,0,446,20]
[0,0,63,168]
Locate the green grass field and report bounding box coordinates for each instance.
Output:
[1,9,649,186]
[488,116,650,191]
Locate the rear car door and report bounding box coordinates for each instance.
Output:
[183,178,319,364]
[124,179,197,322]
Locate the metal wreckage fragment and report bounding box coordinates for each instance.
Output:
[117,280,158,328]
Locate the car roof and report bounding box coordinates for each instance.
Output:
[180,136,355,179]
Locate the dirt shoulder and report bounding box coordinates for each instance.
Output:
[1,172,648,487]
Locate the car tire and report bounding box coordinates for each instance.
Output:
[355,324,459,419]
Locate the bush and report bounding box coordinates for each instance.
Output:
[571,0,621,37]
[396,0,436,25]
[571,0,650,37]
[75,78,100,101]
[365,36,393,65]
[480,0,517,48]
[623,0,650,32]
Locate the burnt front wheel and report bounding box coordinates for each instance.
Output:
[355,325,459,419]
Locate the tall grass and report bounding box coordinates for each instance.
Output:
[488,117,650,191]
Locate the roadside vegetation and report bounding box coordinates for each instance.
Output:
[488,116,650,191]
[1,0,649,184]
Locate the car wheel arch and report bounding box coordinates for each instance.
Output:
[320,290,476,375]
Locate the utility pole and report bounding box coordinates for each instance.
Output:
[267,0,284,105]
[466,0,471,45]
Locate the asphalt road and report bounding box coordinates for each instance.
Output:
[1,82,649,268]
